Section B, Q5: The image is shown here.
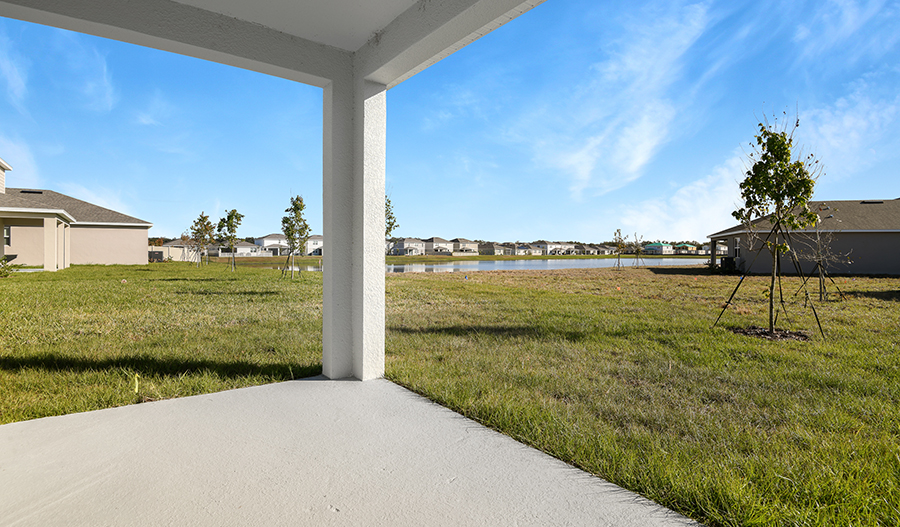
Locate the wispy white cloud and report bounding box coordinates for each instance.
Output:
[52,30,116,112]
[0,30,28,113]
[135,90,174,126]
[521,1,711,200]
[420,85,489,131]
[0,136,41,188]
[793,0,899,63]
[617,154,744,241]
[801,73,900,180]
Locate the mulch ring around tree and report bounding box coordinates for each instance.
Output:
[731,325,810,341]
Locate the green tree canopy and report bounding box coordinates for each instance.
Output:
[190,211,216,267]
[217,209,244,272]
[281,195,310,279]
[385,195,399,239]
[733,114,821,333]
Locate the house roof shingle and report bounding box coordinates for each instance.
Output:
[1,188,151,226]
[709,199,900,238]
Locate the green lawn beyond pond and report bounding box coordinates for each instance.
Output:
[1,262,898,526]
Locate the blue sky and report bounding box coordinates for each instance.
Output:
[2,0,899,244]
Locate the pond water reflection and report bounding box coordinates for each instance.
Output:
[280,258,707,274]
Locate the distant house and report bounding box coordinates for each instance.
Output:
[700,243,727,256]
[709,199,900,276]
[218,240,264,257]
[524,244,543,256]
[576,244,597,255]
[305,235,324,256]
[508,242,540,256]
[391,238,424,255]
[531,240,564,255]
[255,233,289,256]
[451,237,478,254]
[596,245,616,255]
[644,243,673,255]
[478,242,511,256]
[424,236,453,255]
[556,242,576,255]
[674,243,697,254]
[156,239,200,262]
[1,157,152,270]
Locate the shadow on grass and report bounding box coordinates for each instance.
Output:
[174,290,281,296]
[646,267,713,276]
[149,277,239,282]
[0,354,321,379]
[846,290,900,302]
[388,324,590,341]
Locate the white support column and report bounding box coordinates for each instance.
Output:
[64,223,70,269]
[43,217,56,271]
[322,75,386,381]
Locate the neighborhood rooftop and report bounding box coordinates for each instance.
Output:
[1,188,151,226]
[709,199,900,238]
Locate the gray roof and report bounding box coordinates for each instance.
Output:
[1,188,151,225]
[424,236,449,243]
[450,237,474,243]
[709,199,900,238]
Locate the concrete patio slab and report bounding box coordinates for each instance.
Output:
[0,378,699,526]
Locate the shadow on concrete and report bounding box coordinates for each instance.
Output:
[0,354,321,379]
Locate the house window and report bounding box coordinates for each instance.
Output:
[3,225,9,246]
[734,237,741,258]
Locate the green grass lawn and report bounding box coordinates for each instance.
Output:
[385,267,900,527]
[0,263,322,422]
[1,263,898,526]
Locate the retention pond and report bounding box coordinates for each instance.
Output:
[285,258,708,274]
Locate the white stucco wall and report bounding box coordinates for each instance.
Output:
[3,218,44,266]
[70,225,150,265]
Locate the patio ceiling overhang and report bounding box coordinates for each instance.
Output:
[0,0,545,88]
[0,0,547,380]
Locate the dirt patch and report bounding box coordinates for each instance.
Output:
[731,325,810,341]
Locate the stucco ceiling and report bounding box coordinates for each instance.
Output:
[172,0,420,51]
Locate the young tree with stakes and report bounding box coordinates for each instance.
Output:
[613,229,628,270]
[385,195,399,238]
[217,209,245,272]
[281,195,310,279]
[732,113,821,334]
[190,211,216,267]
[631,233,645,267]
[178,232,195,264]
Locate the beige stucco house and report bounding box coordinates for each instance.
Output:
[0,157,152,270]
[709,199,900,276]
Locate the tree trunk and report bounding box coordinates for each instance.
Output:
[819,264,826,301]
[769,235,777,334]
[291,254,295,279]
